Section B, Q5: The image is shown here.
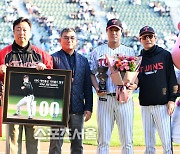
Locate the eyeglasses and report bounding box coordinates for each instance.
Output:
[140,34,154,40]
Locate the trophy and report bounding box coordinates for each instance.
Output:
[97,66,108,92]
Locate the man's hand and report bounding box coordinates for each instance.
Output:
[167,101,175,116]
[95,87,107,97]
[0,64,7,74]
[84,111,92,122]
[126,83,137,91]
[36,62,46,70]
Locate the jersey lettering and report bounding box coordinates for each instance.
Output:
[139,62,164,73]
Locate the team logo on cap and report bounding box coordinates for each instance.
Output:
[24,75,29,78]
[47,76,52,79]
[112,19,117,25]
[143,26,149,31]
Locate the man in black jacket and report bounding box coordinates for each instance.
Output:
[138,26,178,154]
[48,28,93,154]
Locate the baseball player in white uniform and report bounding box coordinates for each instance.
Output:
[14,75,35,119]
[89,19,137,154]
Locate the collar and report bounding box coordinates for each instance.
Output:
[141,45,163,58]
[12,41,32,54]
[141,45,156,56]
[62,49,75,57]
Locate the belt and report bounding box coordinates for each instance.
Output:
[107,93,116,96]
[70,113,83,115]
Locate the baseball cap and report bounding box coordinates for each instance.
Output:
[106,18,122,30]
[139,26,155,36]
[23,75,29,78]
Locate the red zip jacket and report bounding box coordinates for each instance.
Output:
[0,42,53,137]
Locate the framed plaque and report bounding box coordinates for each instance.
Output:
[2,66,72,127]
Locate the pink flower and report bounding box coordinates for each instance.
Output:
[113,54,139,72]
[125,65,130,70]
[120,66,124,71]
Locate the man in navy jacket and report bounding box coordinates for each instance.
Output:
[48,28,93,154]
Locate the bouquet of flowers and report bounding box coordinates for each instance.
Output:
[106,54,142,103]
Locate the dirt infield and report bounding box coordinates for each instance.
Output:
[0,141,180,154]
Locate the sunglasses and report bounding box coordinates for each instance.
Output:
[140,34,154,40]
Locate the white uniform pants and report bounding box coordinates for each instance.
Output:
[97,95,134,154]
[141,105,172,154]
[16,95,34,118]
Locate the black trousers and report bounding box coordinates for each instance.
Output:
[49,114,84,154]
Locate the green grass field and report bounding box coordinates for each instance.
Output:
[1,93,179,147]
[8,95,63,120]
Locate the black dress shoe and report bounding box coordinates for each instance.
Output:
[13,113,19,116]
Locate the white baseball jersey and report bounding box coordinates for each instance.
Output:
[89,43,135,93]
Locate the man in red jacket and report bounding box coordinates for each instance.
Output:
[0,17,52,154]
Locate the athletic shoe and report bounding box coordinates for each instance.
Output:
[28,116,32,119]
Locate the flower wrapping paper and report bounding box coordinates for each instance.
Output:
[105,54,142,103]
[110,71,139,85]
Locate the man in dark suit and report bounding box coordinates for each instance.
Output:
[48,28,93,154]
